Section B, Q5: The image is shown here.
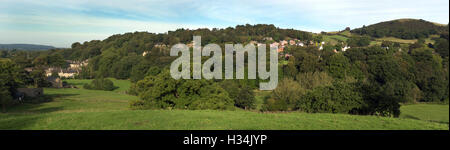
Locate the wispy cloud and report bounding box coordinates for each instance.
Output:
[1,0,448,47]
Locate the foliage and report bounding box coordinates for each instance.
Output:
[296,72,333,90]
[347,35,371,47]
[83,78,117,91]
[0,60,24,112]
[351,19,447,39]
[221,80,256,109]
[131,70,234,110]
[297,81,365,114]
[262,78,306,111]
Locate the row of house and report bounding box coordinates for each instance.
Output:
[45,60,88,78]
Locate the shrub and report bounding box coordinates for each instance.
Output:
[0,87,13,113]
[84,78,117,91]
[296,72,333,90]
[262,78,306,111]
[297,81,365,114]
[131,70,234,110]
[221,80,256,109]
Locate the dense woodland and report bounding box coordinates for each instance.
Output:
[1,20,449,117]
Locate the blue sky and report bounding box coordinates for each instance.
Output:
[1,0,449,47]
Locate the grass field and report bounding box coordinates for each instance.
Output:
[323,35,348,45]
[0,79,448,130]
[64,78,132,93]
[400,104,449,124]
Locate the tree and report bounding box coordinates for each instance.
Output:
[434,38,449,58]
[0,60,23,112]
[347,36,371,47]
[296,72,333,90]
[411,48,447,102]
[83,78,117,91]
[131,70,234,110]
[298,81,365,114]
[263,78,306,111]
[0,87,13,113]
[325,53,351,79]
[221,80,256,109]
[30,68,47,88]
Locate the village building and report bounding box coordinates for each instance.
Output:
[289,40,296,45]
[270,42,279,48]
[280,40,288,46]
[342,46,351,52]
[277,47,284,53]
[263,37,273,41]
[142,51,149,56]
[44,59,88,78]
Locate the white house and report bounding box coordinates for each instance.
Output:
[270,42,279,48]
[342,46,351,52]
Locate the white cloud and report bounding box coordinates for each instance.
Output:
[0,0,448,47]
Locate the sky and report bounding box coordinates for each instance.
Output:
[1,0,449,48]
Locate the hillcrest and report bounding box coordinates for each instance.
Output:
[169,36,278,90]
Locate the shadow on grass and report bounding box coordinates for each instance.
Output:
[0,93,79,129]
[6,93,79,113]
[402,114,449,124]
[402,115,421,120]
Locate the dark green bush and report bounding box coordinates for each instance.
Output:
[262,78,306,111]
[297,81,365,114]
[130,70,234,110]
[221,80,256,109]
[83,78,117,91]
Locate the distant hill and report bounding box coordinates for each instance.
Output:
[0,44,56,51]
[351,19,448,39]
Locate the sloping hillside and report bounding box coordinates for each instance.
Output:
[351,19,448,39]
[0,44,56,51]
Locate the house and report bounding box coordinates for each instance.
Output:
[45,59,88,78]
[142,51,149,56]
[270,42,279,48]
[58,69,78,78]
[289,40,296,45]
[263,37,273,41]
[342,46,350,52]
[284,54,292,60]
[24,67,33,72]
[277,47,284,53]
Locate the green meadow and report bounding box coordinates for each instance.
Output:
[0,79,448,130]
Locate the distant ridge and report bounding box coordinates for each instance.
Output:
[0,44,56,51]
[351,18,448,39]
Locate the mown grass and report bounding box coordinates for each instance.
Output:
[0,79,448,130]
[375,37,417,44]
[323,35,348,45]
[64,78,132,93]
[400,104,449,124]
